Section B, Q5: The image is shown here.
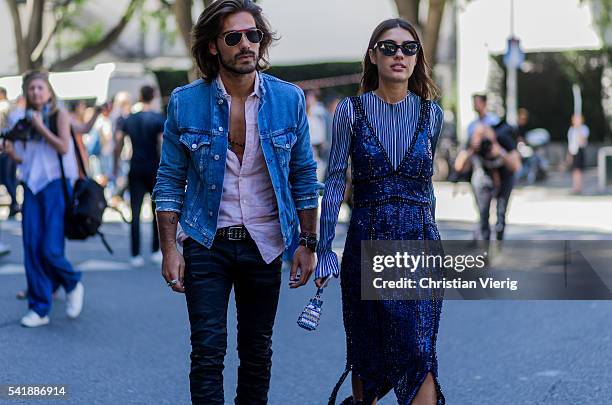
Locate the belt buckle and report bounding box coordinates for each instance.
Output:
[227,226,244,241]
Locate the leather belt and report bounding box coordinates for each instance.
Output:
[216,225,249,241]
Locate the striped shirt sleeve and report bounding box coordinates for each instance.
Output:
[315,98,353,279]
[428,101,444,220]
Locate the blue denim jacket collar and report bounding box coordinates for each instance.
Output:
[215,72,263,100]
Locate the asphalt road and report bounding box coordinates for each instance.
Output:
[1,218,611,405]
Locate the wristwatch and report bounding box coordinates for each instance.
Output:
[299,232,318,253]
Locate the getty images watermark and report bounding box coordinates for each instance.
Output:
[371,249,518,291]
[360,240,612,300]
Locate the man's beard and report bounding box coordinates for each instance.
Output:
[219,51,258,75]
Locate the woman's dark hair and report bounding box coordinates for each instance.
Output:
[191,0,277,82]
[360,18,440,100]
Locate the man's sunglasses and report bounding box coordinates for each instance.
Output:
[374,40,420,57]
[221,28,264,47]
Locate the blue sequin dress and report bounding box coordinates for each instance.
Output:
[319,94,445,404]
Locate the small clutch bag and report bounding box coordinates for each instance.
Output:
[297,277,331,331]
[297,287,325,331]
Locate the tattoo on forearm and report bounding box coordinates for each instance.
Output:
[157,212,180,252]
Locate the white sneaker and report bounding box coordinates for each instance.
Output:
[0,242,10,257]
[130,255,145,268]
[66,282,84,319]
[21,310,50,327]
[151,250,163,265]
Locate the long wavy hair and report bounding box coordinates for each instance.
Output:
[360,18,440,100]
[191,0,277,82]
[22,70,58,113]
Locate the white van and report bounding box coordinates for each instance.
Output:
[0,63,161,110]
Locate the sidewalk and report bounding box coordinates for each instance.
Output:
[434,168,612,234]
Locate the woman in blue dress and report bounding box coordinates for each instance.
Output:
[315,19,445,405]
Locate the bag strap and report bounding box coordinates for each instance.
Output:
[69,123,88,178]
[52,112,88,175]
[51,113,115,255]
[50,113,73,211]
[327,366,351,405]
[97,230,114,254]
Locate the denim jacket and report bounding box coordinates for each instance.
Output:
[152,73,323,254]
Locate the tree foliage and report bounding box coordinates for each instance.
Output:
[6,0,143,73]
[393,0,447,66]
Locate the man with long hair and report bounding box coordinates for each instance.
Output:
[152,1,321,403]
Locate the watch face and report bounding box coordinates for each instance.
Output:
[299,237,317,252]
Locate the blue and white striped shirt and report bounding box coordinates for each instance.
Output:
[315,91,444,279]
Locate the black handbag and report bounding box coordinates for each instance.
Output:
[52,114,113,254]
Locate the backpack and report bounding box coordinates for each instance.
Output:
[51,113,113,254]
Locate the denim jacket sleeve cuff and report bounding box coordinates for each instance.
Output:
[294,181,325,210]
[294,194,319,210]
[154,199,183,213]
[315,250,340,279]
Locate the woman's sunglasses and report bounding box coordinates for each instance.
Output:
[221,29,264,47]
[374,40,420,57]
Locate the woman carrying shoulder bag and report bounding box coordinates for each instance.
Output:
[5,71,84,327]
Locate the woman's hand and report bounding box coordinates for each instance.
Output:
[315,276,329,288]
[33,109,71,154]
[30,111,45,134]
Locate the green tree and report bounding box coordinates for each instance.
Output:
[7,0,143,73]
[582,0,611,48]
[393,0,447,65]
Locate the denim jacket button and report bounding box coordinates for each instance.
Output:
[214,155,220,160]
[217,99,223,105]
[218,127,224,132]
[285,144,290,148]
[191,143,197,149]
[208,211,213,217]
[210,184,216,190]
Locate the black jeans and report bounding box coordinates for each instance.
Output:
[128,170,159,257]
[472,175,514,240]
[183,236,282,405]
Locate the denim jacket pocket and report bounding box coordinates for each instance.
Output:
[179,132,212,173]
[271,131,296,169]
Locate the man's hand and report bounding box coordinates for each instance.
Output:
[289,246,315,288]
[162,248,185,293]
